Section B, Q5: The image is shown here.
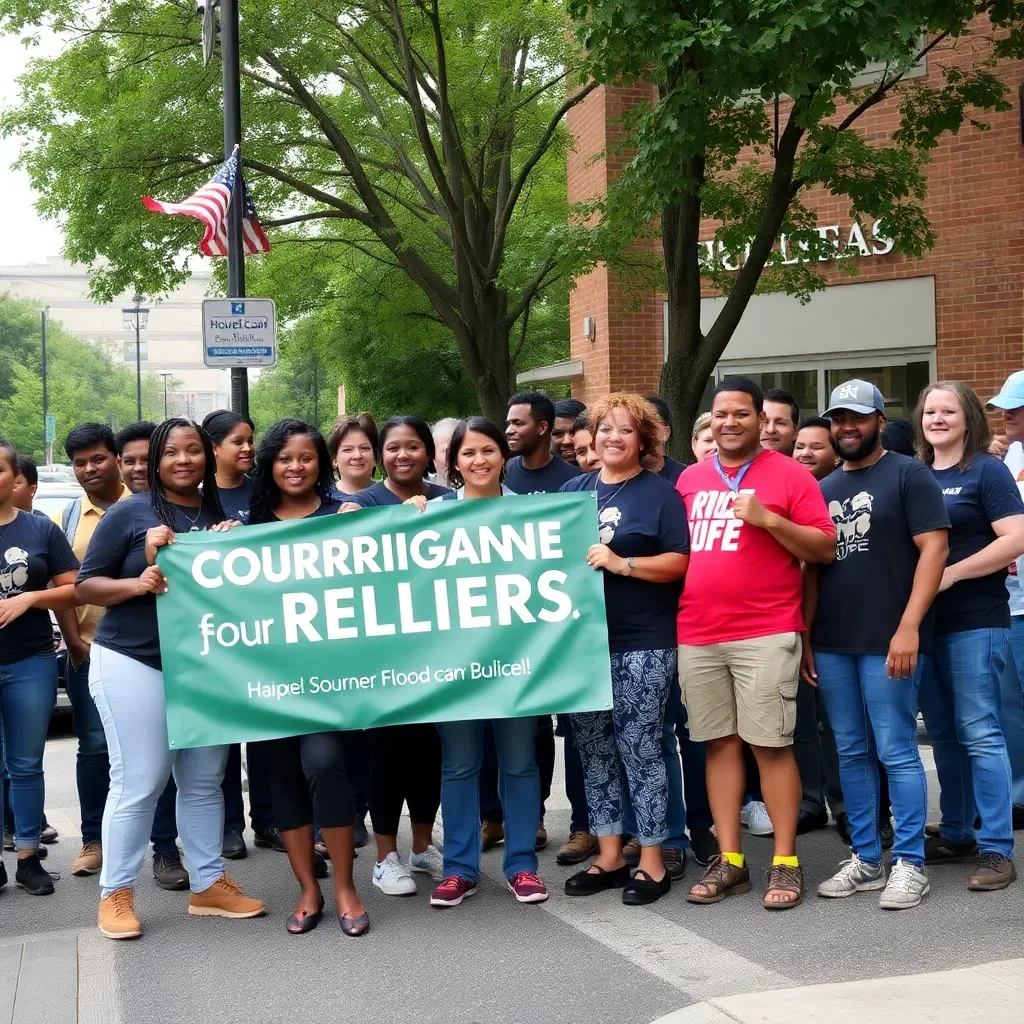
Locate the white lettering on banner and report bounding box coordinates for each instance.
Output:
[687,489,751,552]
[703,219,894,273]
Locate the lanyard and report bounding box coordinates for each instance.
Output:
[712,454,756,493]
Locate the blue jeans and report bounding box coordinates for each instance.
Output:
[919,628,1014,857]
[0,652,57,850]
[437,717,540,881]
[1003,617,1024,808]
[816,653,928,866]
[65,656,110,845]
[90,645,228,895]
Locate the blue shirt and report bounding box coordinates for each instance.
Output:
[505,454,579,494]
[351,481,451,506]
[78,493,219,670]
[217,478,254,522]
[657,457,686,484]
[0,510,79,664]
[932,452,1024,633]
[560,470,689,653]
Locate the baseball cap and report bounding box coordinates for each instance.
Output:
[987,371,1024,410]
[824,379,885,416]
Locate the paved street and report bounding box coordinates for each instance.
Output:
[2,726,1022,1024]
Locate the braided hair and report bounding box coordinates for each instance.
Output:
[248,419,335,525]
[146,418,225,529]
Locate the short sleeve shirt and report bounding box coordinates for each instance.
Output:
[77,493,218,670]
[505,455,579,494]
[351,481,452,506]
[561,470,690,652]
[932,453,1024,633]
[0,510,79,664]
[657,457,686,485]
[217,478,255,523]
[814,452,950,655]
[676,449,835,645]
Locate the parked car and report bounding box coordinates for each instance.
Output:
[33,481,82,522]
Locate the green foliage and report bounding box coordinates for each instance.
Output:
[0,294,168,461]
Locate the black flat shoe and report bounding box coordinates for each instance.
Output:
[286,898,325,935]
[253,828,286,853]
[564,863,630,896]
[339,910,369,937]
[622,868,671,906]
[222,830,248,860]
[796,809,829,835]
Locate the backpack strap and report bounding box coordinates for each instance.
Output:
[61,496,83,548]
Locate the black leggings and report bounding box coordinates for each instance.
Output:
[262,732,355,833]
[368,724,441,836]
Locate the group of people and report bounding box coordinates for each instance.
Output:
[1,370,1022,941]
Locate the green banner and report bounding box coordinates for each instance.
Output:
[156,493,613,748]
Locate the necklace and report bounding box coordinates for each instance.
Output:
[844,449,888,474]
[597,469,641,513]
[174,504,203,532]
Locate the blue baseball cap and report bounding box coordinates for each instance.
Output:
[824,379,885,416]
[987,371,1024,410]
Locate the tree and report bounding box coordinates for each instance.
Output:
[1,0,600,422]
[567,0,1024,448]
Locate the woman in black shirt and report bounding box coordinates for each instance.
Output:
[248,419,369,937]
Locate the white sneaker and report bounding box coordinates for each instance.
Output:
[372,852,417,896]
[879,858,929,910]
[817,854,885,898]
[741,800,774,836]
[408,844,444,881]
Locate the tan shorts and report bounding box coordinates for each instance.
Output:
[678,632,801,747]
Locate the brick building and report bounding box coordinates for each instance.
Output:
[523,26,1024,421]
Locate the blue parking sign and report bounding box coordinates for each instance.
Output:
[231,301,245,314]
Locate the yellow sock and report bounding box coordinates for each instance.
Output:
[722,851,745,868]
[773,855,799,867]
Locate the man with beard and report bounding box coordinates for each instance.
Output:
[761,388,800,457]
[114,421,156,494]
[551,399,586,464]
[806,380,950,910]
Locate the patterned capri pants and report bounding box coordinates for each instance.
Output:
[571,648,674,845]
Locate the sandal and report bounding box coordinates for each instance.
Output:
[763,863,803,910]
[687,855,751,904]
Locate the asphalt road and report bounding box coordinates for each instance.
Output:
[2,725,1021,1024]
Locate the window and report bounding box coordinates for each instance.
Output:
[825,362,930,420]
[124,342,148,363]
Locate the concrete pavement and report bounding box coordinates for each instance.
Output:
[1,728,1021,1023]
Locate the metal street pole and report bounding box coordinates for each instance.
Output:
[221,0,249,418]
[160,372,172,418]
[135,316,143,420]
[40,307,49,464]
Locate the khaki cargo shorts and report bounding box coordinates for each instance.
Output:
[678,632,801,747]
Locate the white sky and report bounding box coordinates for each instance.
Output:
[0,31,66,265]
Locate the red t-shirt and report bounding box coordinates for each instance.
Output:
[676,449,835,645]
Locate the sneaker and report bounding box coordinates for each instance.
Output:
[507,871,549,903]
[817,854,885,898]
[372,852,417,896]
[40,819,59,844]
[98,889,142,940]
[72,843,103,877]
[430,875,477,907]
[2,829,13,852]
[689,828,718,867]
[968,852,1017,891]
[222,829,247,860]
[481,820,504,851]
[878,858,929,910]
[15,855,55,896]
[623,837,641,866]
[188,874,266,918]
[741,800,773,836]
[556,831,598,865]
[152,851,189,891]
[535,825,548,851]
[409,844,444,881]
[663,847,687,880]
[252,828,286,853]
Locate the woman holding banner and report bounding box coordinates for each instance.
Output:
[559,394,690,906]
[77,418,266,941]
[248,419,370,936]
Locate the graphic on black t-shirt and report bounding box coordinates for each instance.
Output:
[829,490,873,560]
[0,545,29,597]
[598,506,622,544]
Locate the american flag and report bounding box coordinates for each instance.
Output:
[142,146,270,257]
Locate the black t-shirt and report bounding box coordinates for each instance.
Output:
[351,481,451,506]
[0,510,79,665]
[814,452,950,655]
[932,453,1024,633]
[560,470,690,653]
[505,454,579,494]
[252,496,342,524]
[77,493,218,670]
[657,457,686,485]
[217,478,255,523]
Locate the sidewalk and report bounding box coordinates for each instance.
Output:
[652,958,1024,1024]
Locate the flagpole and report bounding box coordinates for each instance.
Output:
[221,0,248,418]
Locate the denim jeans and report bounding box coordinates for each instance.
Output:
[65,656,110,845]
[479,717,554,825]
[437,716,540,881]
[559,715,589,833]
[573,649,673,845]
[919,628,1014,857]
[0,652,57,850]
[89,644,229,896]
[815,652,928,866]
[1003,616,1024,808]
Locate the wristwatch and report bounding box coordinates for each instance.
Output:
[624,557,636,576]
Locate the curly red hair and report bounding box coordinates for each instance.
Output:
[586,392,662,462]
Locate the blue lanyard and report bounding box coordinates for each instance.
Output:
[712,454,756,493]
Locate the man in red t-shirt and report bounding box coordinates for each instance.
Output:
[676,378,836,910]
